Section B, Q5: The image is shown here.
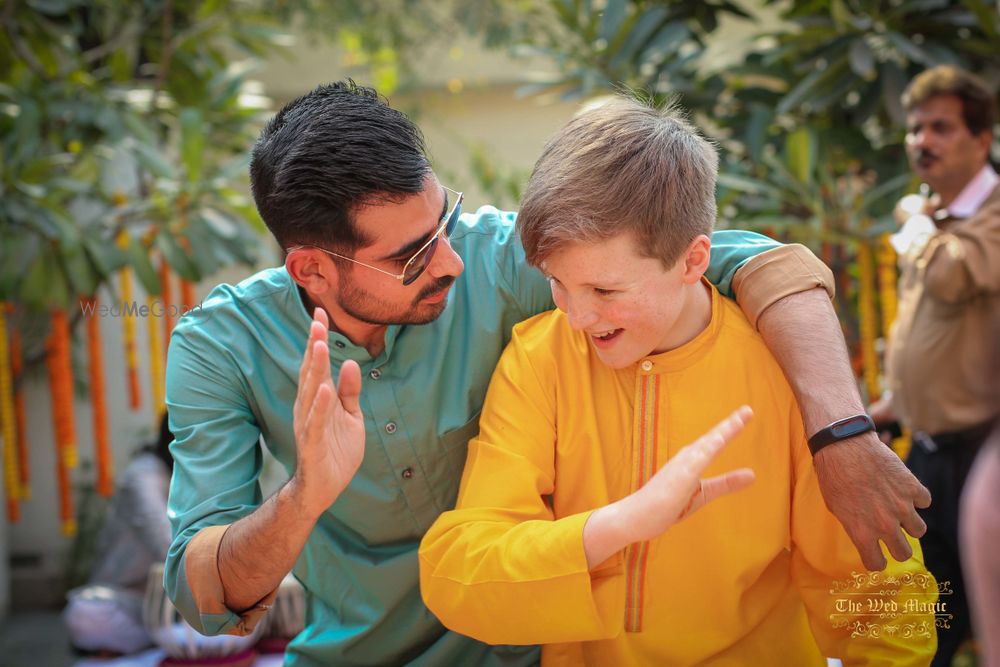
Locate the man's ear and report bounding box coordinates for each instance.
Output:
[681,234,712,284]
[286,249,337,297]
[975,130,994,161]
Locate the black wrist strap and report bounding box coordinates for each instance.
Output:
[808,414,876,455]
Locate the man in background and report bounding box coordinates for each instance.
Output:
[871,64,999,667]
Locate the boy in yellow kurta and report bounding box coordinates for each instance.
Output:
[419,97,938,666]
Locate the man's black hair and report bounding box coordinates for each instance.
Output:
[250,80,432,252]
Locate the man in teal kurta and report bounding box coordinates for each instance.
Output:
[164,81,931,666]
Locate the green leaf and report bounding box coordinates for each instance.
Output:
[717,172,783,197]
[639,22,689,65]
[21,247,69,311]
[775,64,827,116]
[129,139,176,180]
[179,108,206,184]
[599,0,627,44]
[609,6,669,69]
[124,235,161,295]
[885,32,935,66]
[744,104,773,161]
[829,0,850,31]
[82,236,127,277]
[156,233,200,283]
[963,0,999,38]
[59,239,99,298]
[847,38,875,80]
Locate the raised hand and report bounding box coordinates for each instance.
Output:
[584,406,756,568]
[290,308,366,516]
[625,405,756,542]
[814,437,930,570]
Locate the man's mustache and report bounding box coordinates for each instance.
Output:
[915,149,939,162]
[416,276,455,300]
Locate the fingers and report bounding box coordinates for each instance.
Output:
[913,482,932,509]
[683,469,756,517]
[901,505,928,539]
[296,310,328,415]
[336,360,363,415]
[682,405,754,472]
[883,528,914,564]
[848,529,888,571]
[302,382,334,455]
[701,469,756,504]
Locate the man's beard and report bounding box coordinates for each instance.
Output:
[336,274,456,327]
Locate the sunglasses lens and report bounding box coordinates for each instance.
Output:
[402,237,438,286]
[446,200,462,236]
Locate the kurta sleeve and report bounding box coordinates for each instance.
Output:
[787,410,938,666]
[163,320,278,637]
[923,201,1000,303]
[419,325,620,645]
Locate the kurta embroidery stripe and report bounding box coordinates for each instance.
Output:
[625,374,660,632]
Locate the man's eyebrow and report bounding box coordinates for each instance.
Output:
[380,188,449,261]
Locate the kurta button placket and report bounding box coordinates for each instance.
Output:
[401,467,413,480]
[640,360,653,372]
[334,340,346,349]
[385,422,397,434]
[369,368,382,380]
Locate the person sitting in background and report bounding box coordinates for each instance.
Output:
[419,95,938,666]
[63,413,173,656]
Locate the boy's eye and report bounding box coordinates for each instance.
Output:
[594,288,615,296]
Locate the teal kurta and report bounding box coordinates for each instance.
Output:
[164,206,782,666]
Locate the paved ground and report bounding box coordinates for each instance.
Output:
[0,611,285,667]
[0,611,76,667]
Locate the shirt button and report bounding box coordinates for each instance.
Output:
[369,368,382,380]
[334,340,346,349]
[401,467,413,480]
[640,360,653,372]
[385,422,397,434]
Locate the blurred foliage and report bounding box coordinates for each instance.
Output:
[4,0,999,361]
[482,0,999,352]
[0,0,284,364]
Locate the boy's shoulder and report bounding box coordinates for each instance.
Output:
[510,309,588,360]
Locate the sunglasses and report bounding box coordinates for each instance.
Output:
[288,187,464,286]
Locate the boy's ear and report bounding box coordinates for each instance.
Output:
[286,249,338,296]
[681,234,712,284]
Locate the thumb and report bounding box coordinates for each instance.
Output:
[336,360,363,415]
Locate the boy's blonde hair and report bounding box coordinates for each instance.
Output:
[518,94,718,268]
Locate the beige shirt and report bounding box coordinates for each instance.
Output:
[887,171,1000,434]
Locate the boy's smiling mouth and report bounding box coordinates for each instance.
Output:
[591,328,624,347]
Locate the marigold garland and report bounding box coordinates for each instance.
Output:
[83,297,114,498]
[10,312,29,500]
[46,309,78,537]
[857,242,880,401]
[0,303,20,521]
[147,293,165,418]
[180,279,195,312]
[47,309,78,469]
[876,233,899,337]
[875,233,909,460]
[117,233,142,410]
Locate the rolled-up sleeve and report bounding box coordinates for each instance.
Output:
[731,243,835,329]
[164,319,277,636]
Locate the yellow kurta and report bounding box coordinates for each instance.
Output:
[420,287,938,666]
